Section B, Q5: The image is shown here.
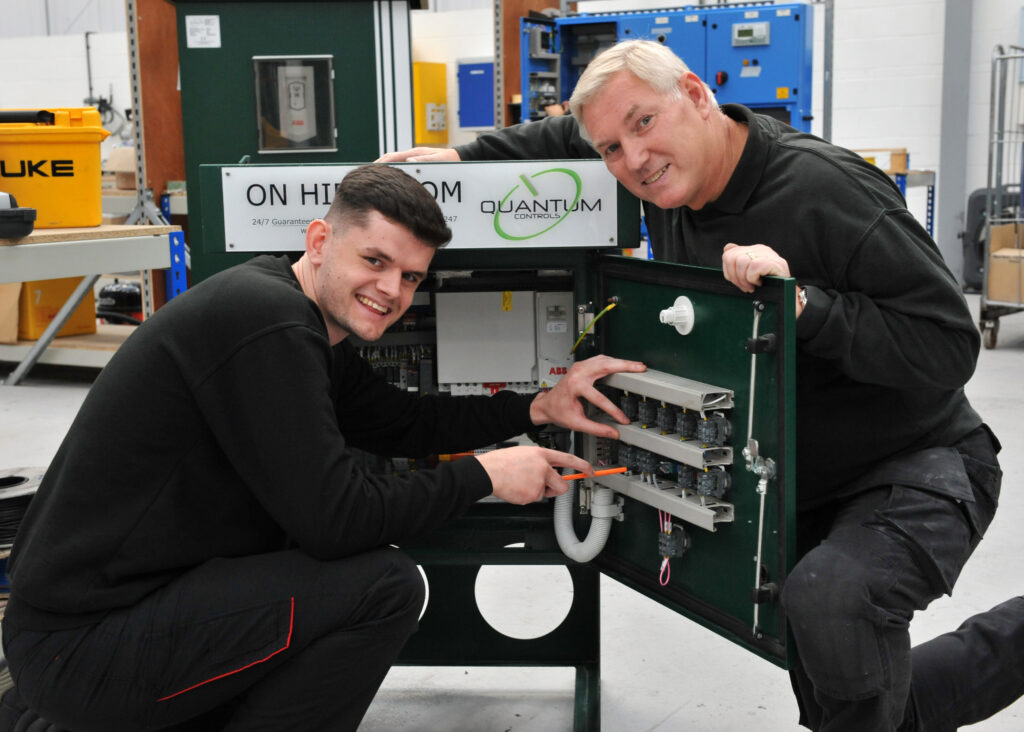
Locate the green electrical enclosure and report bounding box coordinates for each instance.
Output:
[197,159,797,729]
[588,257,796,663]
[172,0,418,281]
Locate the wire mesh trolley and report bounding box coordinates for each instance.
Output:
[980,45,1024,348]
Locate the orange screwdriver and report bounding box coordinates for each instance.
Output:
[561,466,628,481]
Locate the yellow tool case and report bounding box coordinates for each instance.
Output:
[0,108,111,228]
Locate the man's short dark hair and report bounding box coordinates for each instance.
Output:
[326,164,452,248]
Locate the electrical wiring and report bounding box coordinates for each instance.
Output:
[658,509,672,586]
[569,301,617,354]
[554,481,617,562]
[0,494,32,549]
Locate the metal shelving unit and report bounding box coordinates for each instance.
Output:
[893,170,937,237]
[0,225,181,384]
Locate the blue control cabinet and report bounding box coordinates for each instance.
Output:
[457,59,495,129]
[521,3,813,131]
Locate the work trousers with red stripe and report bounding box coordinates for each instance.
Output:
[2,547,424,731]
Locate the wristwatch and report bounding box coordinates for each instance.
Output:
[797,286,808,309]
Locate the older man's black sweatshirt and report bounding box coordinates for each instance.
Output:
[457,107,982,505]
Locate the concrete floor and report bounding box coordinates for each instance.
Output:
[1,294,1022,731]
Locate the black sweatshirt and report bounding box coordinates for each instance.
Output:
[7,256,535,631]
[457,107,983,506]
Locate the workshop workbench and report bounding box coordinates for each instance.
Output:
[0,224,180,385]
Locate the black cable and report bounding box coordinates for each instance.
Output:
[0,494,33,549]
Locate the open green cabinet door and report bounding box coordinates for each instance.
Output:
[574,253,798,667]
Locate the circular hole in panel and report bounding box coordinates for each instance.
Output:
[474,548,574,640]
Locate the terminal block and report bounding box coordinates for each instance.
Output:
[677,465,698,492]
[656,404,679,434]
[585,451,734,532]
[637,398,657,428]
[658,524,691,559]
[696,412,732,447]
[697,467,731,499]
[581,368,737,532]
[675,410,698,439]
[595,414,732,472]
[616,443,635,472]
[619,392,639,421]
[636,449,659,475]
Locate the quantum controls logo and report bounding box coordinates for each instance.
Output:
[481,168,600,241]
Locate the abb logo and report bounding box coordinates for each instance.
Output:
[549,366,568,375]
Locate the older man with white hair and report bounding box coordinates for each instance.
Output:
[382,39,1024,732]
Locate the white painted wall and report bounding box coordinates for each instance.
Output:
[0,0,126,38]
[0,31,135,162]
[830,0,945,234]
[410,7,495,148]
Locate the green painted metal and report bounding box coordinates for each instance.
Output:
[173,1,390,282]
[401,502,601,731]
[585,256,797,667]
[397,253,796,732]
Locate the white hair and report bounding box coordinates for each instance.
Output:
[570,40,716,142]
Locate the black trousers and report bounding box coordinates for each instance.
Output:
[2,547,424,731]
[782,426,1024,731]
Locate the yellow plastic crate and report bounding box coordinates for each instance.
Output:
[0,108,111,228]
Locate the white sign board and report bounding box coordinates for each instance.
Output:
[220,161,622,252]
[185,16,222,49]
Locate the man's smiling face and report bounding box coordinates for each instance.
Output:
[583,70,720,211]
[314,210,434,343]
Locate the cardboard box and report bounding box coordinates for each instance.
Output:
[0,282,20,344]
[985,224,1024,303]
[853,147,909,175]
[105,146,137,190]
[18,277,97,340]
[0,108,111,228]
[988,221,1023,253]
[988,248,1024,304]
